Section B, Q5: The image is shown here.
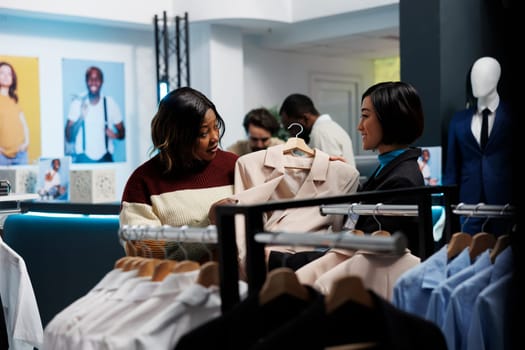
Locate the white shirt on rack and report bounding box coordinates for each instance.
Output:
[43,268,139,350]
[0,237,44,350]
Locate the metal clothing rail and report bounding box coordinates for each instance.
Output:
[118,224,218,243]
[452,203,515,218]
[320,203,419,216]
[0,193,39,215]
[255,231,407,254]
[214,185,458,313]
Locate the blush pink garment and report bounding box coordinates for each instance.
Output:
[314,249,420,301]
[231,144,360,268]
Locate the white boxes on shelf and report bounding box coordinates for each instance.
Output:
[0,165,38,194]
[69,168,116,203]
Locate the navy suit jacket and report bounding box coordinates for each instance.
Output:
[443,102,513,206]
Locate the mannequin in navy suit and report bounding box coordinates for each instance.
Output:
[443,57,513,235]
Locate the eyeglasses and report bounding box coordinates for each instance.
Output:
[249,136,270,143]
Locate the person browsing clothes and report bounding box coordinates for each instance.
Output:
[295,81,427,284]
[119,86,238,262]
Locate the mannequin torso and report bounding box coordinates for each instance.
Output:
[443,56,513,235]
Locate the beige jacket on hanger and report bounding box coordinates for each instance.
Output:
[231,144,360,266]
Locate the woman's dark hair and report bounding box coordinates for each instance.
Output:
[85,66,104,83]
[279,93,319,118]
[0,61,19,102]
[362,81,424,145]
[242,108,280,135]
[150,87,225,172]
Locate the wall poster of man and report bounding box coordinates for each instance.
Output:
[0,55,41,165]
[418,146,441,186]
[37,156,71,200]
[62,58,126,163]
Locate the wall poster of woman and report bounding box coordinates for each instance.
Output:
[0,55,41,165]
[62,58,126,163]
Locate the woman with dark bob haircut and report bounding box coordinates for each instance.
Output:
[363,81,424,145]
[295,81,427,284]
[120,87,238,262]
[352,81,425,249]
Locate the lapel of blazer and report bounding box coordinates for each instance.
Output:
[461,107,479,147]
[486,102,509,148]
[293,149,329,199]
[262,146,330,225]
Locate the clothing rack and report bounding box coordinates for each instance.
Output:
[452,203,515,218]
[118,224,218,243]
[255,231,407,254]
[320,203,419,216]
[214,185,458,313]
[0,193,39,215]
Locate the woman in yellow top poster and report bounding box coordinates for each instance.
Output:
[0,61,30,165]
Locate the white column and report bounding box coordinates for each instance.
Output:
[190,23,245,149]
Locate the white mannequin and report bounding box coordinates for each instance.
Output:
[471,56,501,110]
[470,57,501,143]
[444,56,512,236]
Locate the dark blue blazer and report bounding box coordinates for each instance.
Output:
[443,102,513,207]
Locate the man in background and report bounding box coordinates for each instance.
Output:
[227,107,284,156]
[279,93,355,167]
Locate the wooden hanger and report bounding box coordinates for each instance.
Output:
[172,260,200,273]
[122,257,145,271]
[114,256,133,269]
[371,230,391,237]
[325,276,373,314]
[350,229,365,235]
[447,232,472,260]
[282,123,315,157]
[490,234,510,264]
[196,261,220,288]
[125,240,138,257]
[151,260,177,282]
[282,137,315,157]
[259,267,309,305]
[137,258,162,277]
[469,232,496,261]
[130,257,149,270]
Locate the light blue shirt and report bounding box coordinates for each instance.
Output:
[466,272,513,350]
[442,246,513,350]
[392,246,446,318]
[425,249,491,329]
[392,245,472,319]
[445,246,472,277]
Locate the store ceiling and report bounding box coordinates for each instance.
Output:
[234,5,400,61]
[272,27,400,60]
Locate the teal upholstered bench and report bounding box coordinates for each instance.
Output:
[2,212,124,327]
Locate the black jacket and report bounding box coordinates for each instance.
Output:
[355,147,425,253]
